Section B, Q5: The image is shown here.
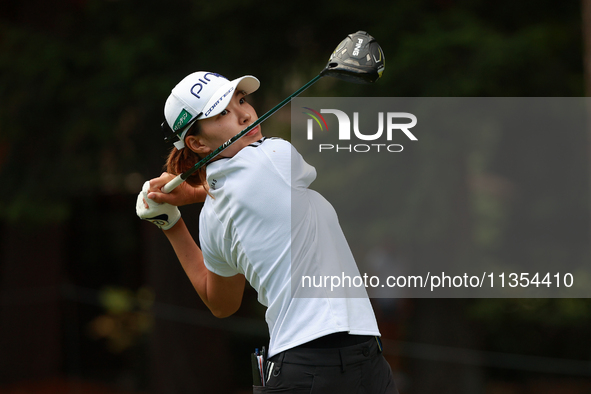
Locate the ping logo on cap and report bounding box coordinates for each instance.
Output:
[173,109,193,132]
[190,72,225,99]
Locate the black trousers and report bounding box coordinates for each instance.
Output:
[253,336,398,394]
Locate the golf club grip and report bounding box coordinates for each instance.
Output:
[162,174,184,194]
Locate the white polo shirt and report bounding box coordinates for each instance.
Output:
[199,138,379,357]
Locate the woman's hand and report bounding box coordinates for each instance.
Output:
[146,172,207,206]
[136,181,181,230]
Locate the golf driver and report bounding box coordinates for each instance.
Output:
[161,30,385,193]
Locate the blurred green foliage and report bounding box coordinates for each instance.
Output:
[0,0,584,225]
[89,286,155,353]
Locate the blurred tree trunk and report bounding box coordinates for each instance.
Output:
[407,148,484,394]
[0,224,63,383]
[145,204,235,394]
[581,0,591,377]
[583,0,591,250]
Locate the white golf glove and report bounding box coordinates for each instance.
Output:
[136,181,181,230]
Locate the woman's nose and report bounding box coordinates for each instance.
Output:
[240,110,251,124]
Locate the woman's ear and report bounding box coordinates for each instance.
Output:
[185,135,212,156]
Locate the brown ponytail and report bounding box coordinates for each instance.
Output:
[164,123,207,188]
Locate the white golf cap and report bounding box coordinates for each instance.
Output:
[164,71,260,149]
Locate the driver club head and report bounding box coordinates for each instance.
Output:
[321,31,385,84]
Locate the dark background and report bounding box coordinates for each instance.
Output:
[0,0,590,393]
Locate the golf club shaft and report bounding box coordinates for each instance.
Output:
[162,73,324,194]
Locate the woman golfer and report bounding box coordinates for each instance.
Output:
[137,71,398,394]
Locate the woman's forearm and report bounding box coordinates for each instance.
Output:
[162,219,245,318]
[163,218,209,296]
